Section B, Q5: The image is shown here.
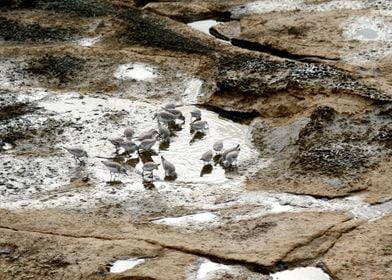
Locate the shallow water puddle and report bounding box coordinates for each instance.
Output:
[114,63,158,81]
[187,20,219,36]
[0,91,260,210]
[109,257,145,273]
[271,266,330,280]
[187,258,266,280]
[2,91,390,221]
[187,20,230,44]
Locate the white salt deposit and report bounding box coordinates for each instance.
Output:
[271,266,330,280]
[153,212,217,227]
[109,258,145,273]
[114,63,158,81]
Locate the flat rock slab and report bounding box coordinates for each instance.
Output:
[323,215,392,280]
[213,8,392,93]
[0,209,357,274]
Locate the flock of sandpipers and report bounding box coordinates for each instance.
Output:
[63,102,241,181]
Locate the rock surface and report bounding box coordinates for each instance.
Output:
[0,0,391,279]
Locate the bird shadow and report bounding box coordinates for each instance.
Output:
[224,165,239,175]
[105,180,124,185]
[189,131,206,144]
[213,154,222,164]
[200,164,213,177]
[125,157,140,168]
[143,178,157,189]
[159,141,170,151]
[168,122,183,132]
[164,174,177,181]
[138,153,154,163]
[69,163,88,178]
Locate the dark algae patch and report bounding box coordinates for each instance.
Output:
[291,106,392,177]
[0,0,114,17]
[26,54,86,84]
[37,0,115,17]
[0,17,77,42]
[120,9,215,54]
[216,55,392,101]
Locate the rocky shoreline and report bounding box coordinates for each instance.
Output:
[0,1,391,279]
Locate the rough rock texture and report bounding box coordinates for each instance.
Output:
[212,6,392,94]
[323,215,392,280]
[1,0,391,279]
[0,209,361,279]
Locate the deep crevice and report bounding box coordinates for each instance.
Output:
[283,189,366,201]
[229,38,340,62]
[140,238,273,275]
[201,104,260,124]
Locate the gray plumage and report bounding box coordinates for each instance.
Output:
[213,140,223,154]
[119,140,138,154]
[153,111,177,124]
[63,147,88,162]
[102,160,127,179]
[223,150,239,167]
[191,120,209,132]
[161,156,176,177]
[190,109,201,121]
[221,144,240,161]
[139,138,157,152]
[163,102,176,110]
[142,162,160,176]
[123,127,135,140]
[200,150,213,164]
[109,137,124,151]
[0,140,4,152]
[135,129,159,141]
[163,108,185,122]
[158,124,171,141]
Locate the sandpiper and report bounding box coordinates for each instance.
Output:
[161,156,176,177]
[191,120,209,132]
[153,111,177,125]
[221,144,240,161]
[123,127,135,140]
[163,108,185,123]
[158,124,171,142]
[119,140,138,155]
[213,140,223,154]
[223,150,240,167]
[142,162,160,177]
[109,137,124,152]
[190,108,201,121]
[135,129,159,141]
[139,138,157,152]
[63,147,88,163]
[102,160,127,180]
[200,150,213,165]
